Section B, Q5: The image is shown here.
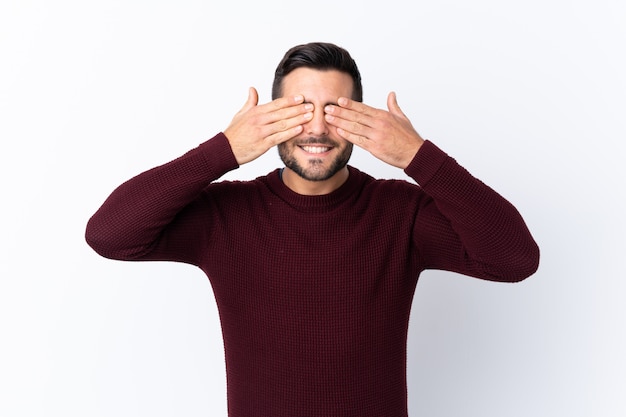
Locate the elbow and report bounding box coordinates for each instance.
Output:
[85,216,152,261]
[503,242,541,283]
[85,218,113,259]
[476,240,540,283]
[84,216,125,260]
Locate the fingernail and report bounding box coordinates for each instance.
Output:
[324,105,334,113]
[304,112,313,120]
[338,97,348,106]
[294,95,304,103]
[304,103,314,111]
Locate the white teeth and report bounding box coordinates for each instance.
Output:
[302,146,330,154]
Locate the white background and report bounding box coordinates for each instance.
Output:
[1,0,624,416]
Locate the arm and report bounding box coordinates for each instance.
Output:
[324,93,539,282]
[406,140,539,282]
[85,89,313,262]
[85,133,239,262]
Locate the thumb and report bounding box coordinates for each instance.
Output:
[239,87,259,113]
[387,91,408,119]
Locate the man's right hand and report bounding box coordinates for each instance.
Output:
[224,87,313,165]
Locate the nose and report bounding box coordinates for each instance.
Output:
[305,107,329,137]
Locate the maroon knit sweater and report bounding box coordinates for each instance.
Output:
[86,133,539,416]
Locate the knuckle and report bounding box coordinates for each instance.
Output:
[271,131,288,146]
[253,125,265,139]
[278,119,288,131]
[274,107,293,124]
[250,113,264,126]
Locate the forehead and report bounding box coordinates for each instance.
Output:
[281,67,354,102]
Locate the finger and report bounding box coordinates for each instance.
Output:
[248,87,259,106]
[237,87,259,114]
[335,126,370,148]
[325,103,378,138]
[232,87,258,117]
[264,109,312,138]
[326,99,376,128]
[337,97,374,115]
[269,101,313,123]
[325,111,371,136]
[254,94,305,120]
[387,91,408,120]
[266,124,304,146]
[324,108,373,146]
[337,96,356,109]
[264,94,305,112]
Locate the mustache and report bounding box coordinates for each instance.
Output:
[296,136,338,147]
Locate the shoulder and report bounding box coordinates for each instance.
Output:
[350,166,422,193]
[200,169,280,201]
[348,166,427,209]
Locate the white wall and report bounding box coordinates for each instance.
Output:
[1,1,624,416]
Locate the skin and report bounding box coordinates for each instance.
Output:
[276,68,354,194]
[224,67,425,195]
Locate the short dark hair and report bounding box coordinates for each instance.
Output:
[271,42,363,102]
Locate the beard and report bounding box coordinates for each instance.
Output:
[278,137,353,182]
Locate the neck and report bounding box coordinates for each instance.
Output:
[282,167,349,196]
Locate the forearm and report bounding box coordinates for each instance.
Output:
[85,133,238,260]
[407,140,540,282]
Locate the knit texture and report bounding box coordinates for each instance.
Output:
[86,133,539,416]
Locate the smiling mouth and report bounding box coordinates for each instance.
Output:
[300,145,332,154]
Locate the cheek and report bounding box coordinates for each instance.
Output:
[328,126,344,141]
[279,138,297,148]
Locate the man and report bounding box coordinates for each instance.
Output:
[86,42,539,416]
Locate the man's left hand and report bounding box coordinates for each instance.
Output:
[324,92,424,169]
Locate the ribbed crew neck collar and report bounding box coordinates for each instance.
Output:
[264,166,365,212]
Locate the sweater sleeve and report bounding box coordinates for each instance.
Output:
[85,133,239,264]
[405,140,539,282]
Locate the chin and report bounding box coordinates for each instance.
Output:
[279,148,352,182]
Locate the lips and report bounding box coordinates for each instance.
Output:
[300,145,332,154]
